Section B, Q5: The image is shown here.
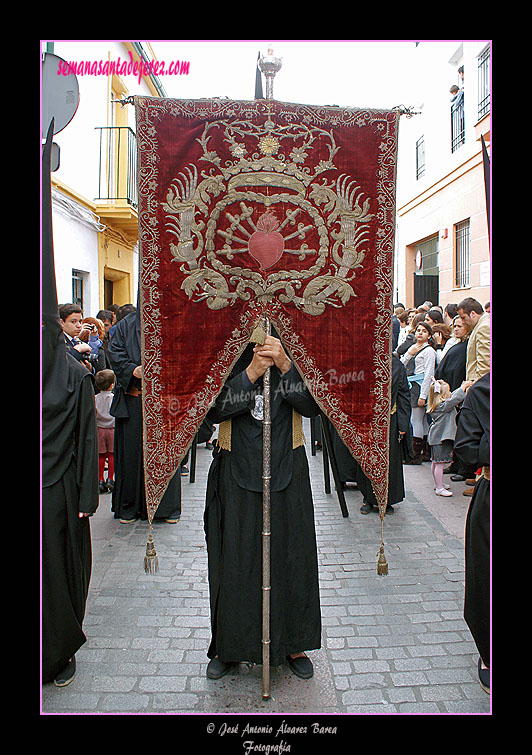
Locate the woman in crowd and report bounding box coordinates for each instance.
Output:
[395,312,428,357]
[432,323,455,365]
[426,308,444,327]
[434,315,470,391]
[434,314,473,480]
[400,320,436,464]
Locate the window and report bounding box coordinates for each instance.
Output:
[415,235,439,276]
[451,92,465,152]
[416,136,425,179]
[477,46,490,120]
[455,220,470,288]
[72,269,84,309]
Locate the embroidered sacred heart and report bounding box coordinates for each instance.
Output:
[248,210,284,270]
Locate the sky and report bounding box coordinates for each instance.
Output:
[149,40,426,110]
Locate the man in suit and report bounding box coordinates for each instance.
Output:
[59,303,93,366]
[457,297,490,382]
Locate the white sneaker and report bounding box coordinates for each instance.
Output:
[434,483,451,490]
[435,488,453,497]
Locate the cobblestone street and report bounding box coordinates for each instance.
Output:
[42,420,490,719]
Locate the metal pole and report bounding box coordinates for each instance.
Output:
[257,47,281,702]
[261,314,272,699]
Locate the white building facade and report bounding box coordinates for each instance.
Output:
[394,40,491,310]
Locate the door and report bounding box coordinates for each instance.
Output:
[413,235,439,306]
[414,273,439,308]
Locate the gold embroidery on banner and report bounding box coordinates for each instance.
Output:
[135,98,399,512]
[161,113,378,316]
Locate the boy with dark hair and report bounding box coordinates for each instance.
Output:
[59,303,93,366]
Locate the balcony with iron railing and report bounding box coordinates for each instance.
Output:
[95,125,138,236]
[451,93,465,153]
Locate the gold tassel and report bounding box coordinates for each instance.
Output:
[377,515,388,575]
[144,525,159,574]
[249,323,267,345]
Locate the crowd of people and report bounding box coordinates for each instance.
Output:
[394,295,491,695]
[43,295,491,697]
[393,297,490,495]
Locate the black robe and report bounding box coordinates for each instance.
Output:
[454,372,490,666]
[107,311,181,521]
[42,335,99,682]
[434,340,468,392]
[42,114,99,682]
[204,345,321,666]
[330,354,413,503]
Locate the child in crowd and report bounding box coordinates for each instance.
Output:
[427,377,473,496]
[94,369,116,494]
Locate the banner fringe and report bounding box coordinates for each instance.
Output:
[144,523,159,574]
[377,515,388,575]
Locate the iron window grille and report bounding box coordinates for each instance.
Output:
[455,219,470,288]
[451,93,465,153]
[416,136,425,179]
[95,126,138,208]
[477,46,490,120]
[72,270,84,309]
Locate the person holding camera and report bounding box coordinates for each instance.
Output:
[80,317,108,372]
[400,320,436,464]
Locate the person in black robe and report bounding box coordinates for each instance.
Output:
[42,119,99,686]
[328,355,413,505]
[42,338,100,685]
[329,419,360,488]
[203,335,321,680]
[434,339,468,392]
[356,353,412,513]
[454,372,490,694]
[107,310,182,523]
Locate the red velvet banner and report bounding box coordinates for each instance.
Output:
[135,97,400,521]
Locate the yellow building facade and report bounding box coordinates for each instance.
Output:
[45,41,165,314]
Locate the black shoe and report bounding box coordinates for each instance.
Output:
[450,474,467,482]
[54,656,76,687]
[478,658,490,694]
[99,480,108,494]
[181,465,189,476]
[106,479,114,493]
[385,505,394,514]
[205,442,214,450]
[360,501,373,515]
[286,654,313,679]
[206,658,236,679]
